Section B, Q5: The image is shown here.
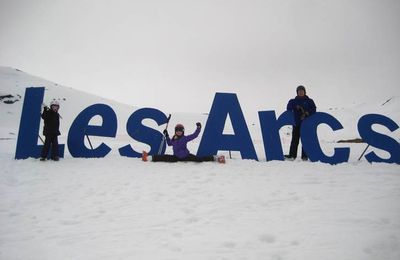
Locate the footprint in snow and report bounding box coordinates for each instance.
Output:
[259,234,276,244]
[222,241,236,249]
[185,217,199,224]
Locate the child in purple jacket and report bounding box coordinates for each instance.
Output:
[142,123,225,163]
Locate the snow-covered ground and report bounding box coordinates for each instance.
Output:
[1,67,399,259]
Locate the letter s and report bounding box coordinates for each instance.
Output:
[358,114,400,163]
[119,108,167,157]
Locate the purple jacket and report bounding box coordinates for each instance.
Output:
[166,127,201,159]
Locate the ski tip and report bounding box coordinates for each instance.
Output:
[217,155,226,164]
[142,151,148,162]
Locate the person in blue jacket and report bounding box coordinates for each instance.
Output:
[142,123,225,163]
[285,85,316,160]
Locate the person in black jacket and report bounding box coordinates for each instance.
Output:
[40,100,61,161]
[285,85,316,161]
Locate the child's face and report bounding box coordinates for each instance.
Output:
[51,105,59,112]
[175,126,184,136]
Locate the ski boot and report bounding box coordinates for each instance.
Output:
[217,155,226,164]
[142,151,148,162]
[284,155,295,161]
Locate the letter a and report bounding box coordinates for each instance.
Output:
[197,93,257,160]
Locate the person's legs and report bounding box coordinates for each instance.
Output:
[181,154,216,162]
[289,126,301,158]
[50,135,59,160]
[180,154,203,162]
[201,155,215,162]
[301,147,308,160]
[299,125,308,160]
[152,154,179,162]
[40,135,51,160]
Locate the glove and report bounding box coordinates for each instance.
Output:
[300,111,310,120]
[196,122,201,128]
[295,105,304,112]
[44,106,49,111]
[163,129,169,137]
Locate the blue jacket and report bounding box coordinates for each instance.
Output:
[287,95,316,126]
[166,127,201,159]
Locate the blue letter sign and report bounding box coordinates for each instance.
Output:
[358,114,400,163]
[68,104,117,157]
[197,93,258,160]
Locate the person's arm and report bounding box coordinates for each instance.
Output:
[184,123,201,142]
[41,106,49,120]
[308,99,316,115]
[301,99,316,119]
[286,99,294,111]
[164,130,172,146]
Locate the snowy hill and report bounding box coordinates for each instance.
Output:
[2,66,399,159]
[1,67,399,260]
[0,66,138,138]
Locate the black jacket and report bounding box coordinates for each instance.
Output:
[41,108,61,136]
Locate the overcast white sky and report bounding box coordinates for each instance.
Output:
[1,0,399,114]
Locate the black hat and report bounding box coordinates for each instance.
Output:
[296,85,306,94]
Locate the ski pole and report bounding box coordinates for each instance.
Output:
[358,144,370,161]
[85,134,95,158]
[86,134,94,151]
[84,128,95,157]
[158,114,171,155]
[38,135,45,144]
